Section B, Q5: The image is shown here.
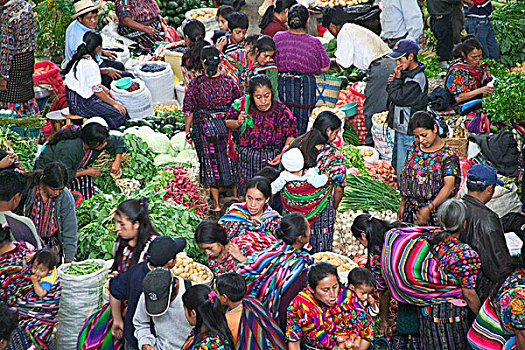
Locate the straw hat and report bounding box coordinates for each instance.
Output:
[71,0,103,19]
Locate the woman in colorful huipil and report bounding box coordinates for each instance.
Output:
[237,213,313,324]
[34,118,127,200]
[23,162,78,263]
[0,0,38,116]
[219,178,279,251]
[181,20,240,88]
[282,111,346,253]
[225,75,296,195]
[115,0,177,51]
[183,46,241,214]
[273,4,330,135]
[468,245,525,350]
[287,262,375,350]
[422,199,482,350]
[195,220,271,276]
[398,111,460,226]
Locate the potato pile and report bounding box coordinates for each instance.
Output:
[172,252,212,283]
[316,0,367,7]
[313,252,357,278]
[373,111,388,126]
[154,104,180,112]
[188,8,217,21]
[510,62,525,75]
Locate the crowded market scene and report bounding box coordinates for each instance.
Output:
[1,0,525,348]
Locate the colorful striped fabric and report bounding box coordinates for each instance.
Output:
[0,260,60,349]
[237,297,287,350]
[468,298,509,350]
[381,226,463,306]
[236,241,314,319]
[219,202,281,243]
[25,186,58,239]
[468,268,525,350]
[77,303,122,350]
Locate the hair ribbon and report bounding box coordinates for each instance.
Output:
[208,291,217,303]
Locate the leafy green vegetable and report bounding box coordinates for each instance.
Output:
[419,51,445,78]
[342,122,361,146]
[75,185,206,264]
[0,127,37,172]
[492,2,525,67]
[485,74,525,122]
[340,146,371,176]
[93,134,156,193]
[339,175,401,212]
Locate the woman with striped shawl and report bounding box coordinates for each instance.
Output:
[219,177,280,253]
[281,111,346,253]
[237,213,313,327]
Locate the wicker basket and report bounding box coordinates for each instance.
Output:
[445,137,468,157]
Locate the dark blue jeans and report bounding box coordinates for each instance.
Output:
[465,17,500,60]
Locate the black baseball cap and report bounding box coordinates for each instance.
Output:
[147,236,186,267]
[143,268,173,317]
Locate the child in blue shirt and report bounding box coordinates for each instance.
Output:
[30,249,59,298]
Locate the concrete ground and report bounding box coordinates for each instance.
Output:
[242,0,264,35]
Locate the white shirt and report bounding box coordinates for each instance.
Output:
[335,23,391,70]
[271,168,329,194]
[64,57,103,99]
[379,0,424,42]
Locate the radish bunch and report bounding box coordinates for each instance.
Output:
[157,166,208,217]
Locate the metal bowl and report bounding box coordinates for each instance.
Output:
[34,84,53,99]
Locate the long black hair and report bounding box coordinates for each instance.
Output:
[62,31,102,78]
[259,0,297,30]
[275,212,308,246]
[46,122,109,149]
[351,214,405,257]
[194,220,228,246]
[111,199,158,271]
[291,111,341,168]
[244,176,272,200]
[201,46,221,77]
[24,162,68,190]
[182,20,210,71]
[250,35,276,63]
[182,284,235,347]
[0,225,12,248]
[452,34,483,60]
[287,4,309,30]
[247,75,274,106]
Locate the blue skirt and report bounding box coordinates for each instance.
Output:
[65,88,129,130]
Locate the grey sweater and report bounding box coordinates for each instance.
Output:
[133,277,193,350]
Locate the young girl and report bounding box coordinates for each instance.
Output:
[30,249,59,298]
[182,284,235,349]
[63,31,129,129]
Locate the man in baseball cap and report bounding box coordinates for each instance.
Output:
[386,39,421,60]
[461,163,511,303]
[133,252,193,348]
[109,236,186,350]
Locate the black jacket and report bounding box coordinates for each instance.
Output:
[387,63,428,133]
[427,0,461,16]
[460,194,512,303]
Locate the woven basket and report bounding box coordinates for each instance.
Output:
[445,137,468,157]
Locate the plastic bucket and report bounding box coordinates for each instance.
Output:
[339,102,358,118]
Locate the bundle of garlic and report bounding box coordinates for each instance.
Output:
[332,209,397,257]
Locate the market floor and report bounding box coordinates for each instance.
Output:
[243,0,263,35]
